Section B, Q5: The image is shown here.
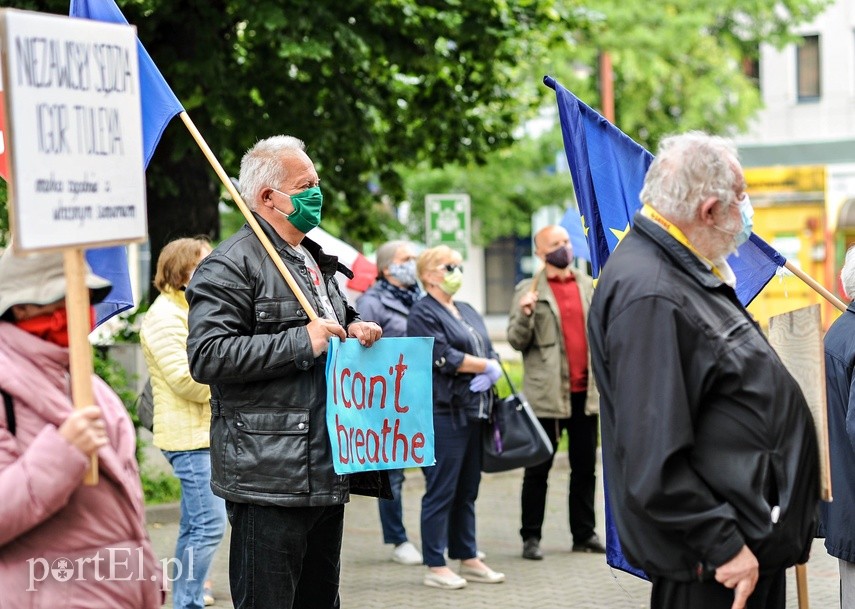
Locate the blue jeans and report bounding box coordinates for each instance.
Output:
[163,449,227,609]
[226,502,344,609]
[421,412,482,567]
[378,469,408,545]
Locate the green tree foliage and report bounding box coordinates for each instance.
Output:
[0,0,831,256]
[402,0,830,241]
[540,0,831,151]
[0,0,576,265]
[402,128,572,244]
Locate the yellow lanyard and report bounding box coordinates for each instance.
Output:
[639,204,726,282]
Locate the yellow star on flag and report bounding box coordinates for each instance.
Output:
[581,214,589,237]
[610,223,631,244]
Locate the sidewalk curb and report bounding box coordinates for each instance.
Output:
[145,501,181,525]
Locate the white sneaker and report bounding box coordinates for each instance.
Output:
[392,541,423,565]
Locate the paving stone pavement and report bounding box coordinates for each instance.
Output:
[147,452,840,608]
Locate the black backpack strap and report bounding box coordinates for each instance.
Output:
[1,389,14,436]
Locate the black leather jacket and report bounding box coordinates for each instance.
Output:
[187,216,387,507]
[588,214,819,580]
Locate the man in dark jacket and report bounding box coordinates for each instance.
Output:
[588,131,818,609]
[186,135,382,609]
[822,245,855,608]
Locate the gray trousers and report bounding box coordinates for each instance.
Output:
[841,559,855,609]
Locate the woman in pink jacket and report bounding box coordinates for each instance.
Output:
[0,247,163,609]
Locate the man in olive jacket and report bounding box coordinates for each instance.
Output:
[187,135,383,609]
[507,224,602,561]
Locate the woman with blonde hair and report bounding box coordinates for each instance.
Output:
[407,245,505,589]
[141,237,225,609]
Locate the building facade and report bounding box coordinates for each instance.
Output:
[735,0,855,324]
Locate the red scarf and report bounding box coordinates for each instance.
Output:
[15,307,96,347]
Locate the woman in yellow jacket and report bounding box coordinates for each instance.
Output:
[141,237,225,609]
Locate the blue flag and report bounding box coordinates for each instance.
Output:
[85,246,134,324]
[544,75,787,579]
[544,75,784,306]
[70,0,185,326]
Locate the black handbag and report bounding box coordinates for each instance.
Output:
[481,364,554,473]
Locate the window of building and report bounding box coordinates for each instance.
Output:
[742,49,760,89]
[797,35,821,101]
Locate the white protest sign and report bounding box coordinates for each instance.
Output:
[0,9,146,252]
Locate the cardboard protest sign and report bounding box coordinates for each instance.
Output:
[326,337,435,474]
[768,304,832,501]
[0,8,145,252]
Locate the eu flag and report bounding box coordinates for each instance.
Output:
[545,75,784,307]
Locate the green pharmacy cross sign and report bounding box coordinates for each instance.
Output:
[425,193,470,260]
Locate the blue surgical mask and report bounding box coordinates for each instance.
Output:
[734,195,754,247]
[715,194,754,247]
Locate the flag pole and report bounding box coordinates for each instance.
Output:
[784,259,847,313]
[177,112,318,321]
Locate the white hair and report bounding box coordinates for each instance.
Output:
[841,246,855,299]
[238,135,307,210]
[639,131,740,223]
[375,240,410,277]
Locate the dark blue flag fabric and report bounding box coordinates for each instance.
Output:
[548,77,653,278]
[85,245,134,324]
[544,75,786,579]
[71,0,185,326]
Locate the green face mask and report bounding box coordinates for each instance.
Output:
[440,268,463,295]
[273,186,323,233]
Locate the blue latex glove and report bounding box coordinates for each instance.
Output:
[484,359,503,383]
[469,360,503,393]
[469,373,493,392]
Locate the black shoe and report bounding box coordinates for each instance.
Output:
[572,534,607,554]
[522,537,543,560]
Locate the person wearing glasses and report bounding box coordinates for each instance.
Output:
[357,240,424,567]
[407,245,505,589]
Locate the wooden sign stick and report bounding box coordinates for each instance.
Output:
[63,249,98,485]
[796,563,809,609]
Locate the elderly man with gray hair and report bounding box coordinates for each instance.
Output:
[187,135,385,609]
[821,245,855,609]
[588,132,819,609]
[357,240,424,566]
